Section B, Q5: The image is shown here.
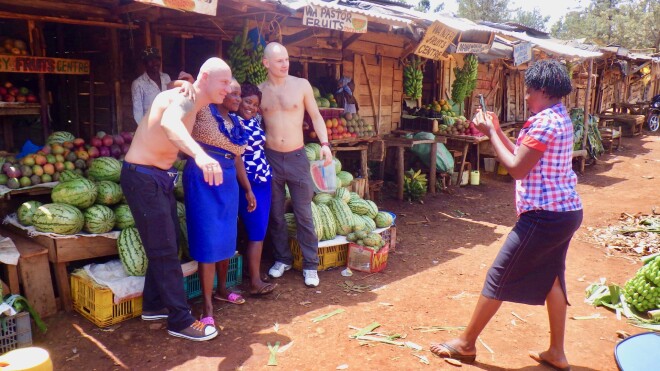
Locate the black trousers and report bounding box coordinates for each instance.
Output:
[265,147,319,270]
[120,164,194,331]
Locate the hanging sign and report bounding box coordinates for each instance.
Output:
[413,21,458,60]
[302,4,368,33]
[513,42,532,66]
[0,55,90,75]
[456,42,492,54]
[135,0,218,16]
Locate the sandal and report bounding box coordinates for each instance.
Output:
[429,343,476,363]
[529,351,571,371]
[250,282,277,296]
[200,316,215,326]
[213,292,246,305]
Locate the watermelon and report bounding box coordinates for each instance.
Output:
[375,211,394,228]
[310,202,324,242]
[348,199,370,215]
[95,181,123,206]
[349,192,361,203]
[365,200,379,219]
[51,178,98,209]
[88,157,122,183]
[46,131,75,144]
[312,86,321,99]
[114,204,135,229]
[337,171,354,187]
[304,144,318,161]
[335,187,350,203]
[17,200,43,226]
[317,203,337,241]
[352,214,366,232]
[360,215,376,232]
[284,213,297,238]
[118,227,148,276]
[318,97,330,108]
[307,143,321,161]
[83,205,115,234]
[32,203,84,235]
[328,198,353,235]
[59,170,81,182]
[313,193,334,205]
[333,157,342,174]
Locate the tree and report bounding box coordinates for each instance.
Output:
[415,0,430,13]
[512,8,550,32]
[434,3,445,12]
[551,0,660,50]
[456,0,513,23]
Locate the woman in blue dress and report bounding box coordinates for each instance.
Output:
[236,83,276,295]
[184,79,255,326]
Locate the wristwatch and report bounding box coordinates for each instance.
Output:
[321,142,331,148]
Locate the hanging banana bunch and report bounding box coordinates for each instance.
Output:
[403,55,425,99]
[227,33,251,83]
[451,54,479,104]
[246,43,268,86]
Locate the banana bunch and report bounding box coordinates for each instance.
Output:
[403,55,424,99]
[227,34,251,83]
[403,168,427,202]
[246,43,268,86]
[451,54,479,104]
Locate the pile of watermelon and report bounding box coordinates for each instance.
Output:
[286,181,394,243]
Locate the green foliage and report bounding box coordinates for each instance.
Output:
[512,8,550,32]
[457,0,513,23]
[551,0,660,50]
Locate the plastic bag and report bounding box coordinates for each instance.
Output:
[409,132,454,174]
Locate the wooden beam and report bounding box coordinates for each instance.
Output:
[360,55,378,128]
[221,0,249,12]
[342,33,362,51]
[282,28,316,46]
[0,0,111,17]
[114,2,153,15]
[581,59,594,151]
[0,11,137,29]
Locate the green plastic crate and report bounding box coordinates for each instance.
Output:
[183,253,242,299]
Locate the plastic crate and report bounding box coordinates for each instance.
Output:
[183,254,242,299]
[289,238,348,271]
[70,272,142,328]
[0,312,32,354]
[347,243,389,273]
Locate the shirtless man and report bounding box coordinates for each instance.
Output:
[121,57,232,341]
[259,42,332,287]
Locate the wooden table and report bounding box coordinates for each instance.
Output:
[382,134,447,201]
[437,134,490,186]
[6,223,118,312]
[598,113,644,137]
[0,104,40,151]
[612,102,648,116]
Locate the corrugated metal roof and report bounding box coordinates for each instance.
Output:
[278,0,413,25]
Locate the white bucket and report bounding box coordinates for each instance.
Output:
[484,158,496,172]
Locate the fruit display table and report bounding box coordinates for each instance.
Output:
[330,137,378,200]
[382,134,447,201]
[598,113,644,137]
[437,134,490,186]
[4,221,118,312]
[0,103,40,151]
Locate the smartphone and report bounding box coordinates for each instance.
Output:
[478,94,487,113]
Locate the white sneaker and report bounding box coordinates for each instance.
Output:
[303,269,319,287]
[268,262,292,278]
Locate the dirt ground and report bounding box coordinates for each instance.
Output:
[35,132,659,371]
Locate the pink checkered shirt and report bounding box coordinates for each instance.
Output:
[514,103,582,215]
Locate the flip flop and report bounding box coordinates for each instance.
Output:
[429,343,476,363]
[200,316,215,326]
[213,292,246,305]
[250,282,277,296]
[529,351,571,371]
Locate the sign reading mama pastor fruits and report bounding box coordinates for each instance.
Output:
[456,42,492,54]
[303,4,368,33]
[414,21,458,60]
[0,56,90,75]
[135,0,218,16]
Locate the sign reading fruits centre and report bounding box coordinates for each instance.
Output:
[0,56,90,75]
[414,21,458,60]
[303,5,368,33]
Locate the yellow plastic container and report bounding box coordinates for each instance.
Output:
[470,170,480,185]
[0,347,53,371]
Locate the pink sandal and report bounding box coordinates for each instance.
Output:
[213,292,246,305]
[200,316,215,326]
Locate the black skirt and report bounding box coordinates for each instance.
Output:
[482,209,583,305]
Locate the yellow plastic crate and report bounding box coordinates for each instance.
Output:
[289,238,348,271]
[71,271,142,328]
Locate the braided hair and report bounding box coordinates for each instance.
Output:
[524,59,573,99]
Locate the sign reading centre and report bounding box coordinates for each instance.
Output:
[414,21,458,60]
[0,56,90,75]
[303,5,368,33]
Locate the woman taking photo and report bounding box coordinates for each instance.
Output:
[236,83,276,295]
[430,59,582,371]
[184,79,255,326]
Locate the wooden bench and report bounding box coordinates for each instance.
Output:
[598,119,622,153]
[572,150,588,174]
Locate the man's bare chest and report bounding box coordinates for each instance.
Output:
[262,90,303,113]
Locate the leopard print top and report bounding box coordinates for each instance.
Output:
[192,105,245,156]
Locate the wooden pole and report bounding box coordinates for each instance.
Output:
[582,59,594,151]
[110,29,122,133]
[360,55,378,129]
[377,57,384,135]
[28,20,50,142]
[145,22,152,46]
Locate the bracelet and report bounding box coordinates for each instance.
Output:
[321,142,331,148]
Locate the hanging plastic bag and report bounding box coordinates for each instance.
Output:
[409,132,454,174]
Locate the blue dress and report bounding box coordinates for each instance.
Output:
[238,114,272,241]
[184,107,246,263]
